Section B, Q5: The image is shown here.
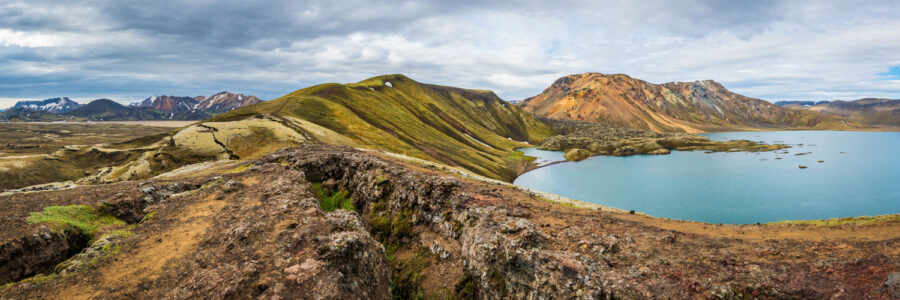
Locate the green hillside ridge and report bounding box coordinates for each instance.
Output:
[210,74,554,181]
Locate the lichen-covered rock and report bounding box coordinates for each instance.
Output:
[885,272,900,298]
[55,231,130,276]
[564,148,591,161]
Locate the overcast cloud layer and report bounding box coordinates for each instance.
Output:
[1,0,899,107]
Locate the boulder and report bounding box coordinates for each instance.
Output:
[564,148,591,161]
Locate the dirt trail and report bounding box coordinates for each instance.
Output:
[56,194,227,299]
[614,213,900,243]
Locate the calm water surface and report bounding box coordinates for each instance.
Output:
[514,131,900,224]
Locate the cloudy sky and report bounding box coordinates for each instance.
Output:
[1,0,899,108]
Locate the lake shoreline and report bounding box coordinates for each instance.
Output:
[514,131,900,224]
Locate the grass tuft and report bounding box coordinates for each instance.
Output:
[227,164,253,174]
[139,211,158,223]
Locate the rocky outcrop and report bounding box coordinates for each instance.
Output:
[884,272,900,298]
[0,227,80,285]
[264,145,618,298]
[100,182,202,223]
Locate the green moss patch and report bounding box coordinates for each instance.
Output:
[312,183,355,212]
[227,164,253,173]
[769,214,900,226]
[27,205,125,238]
[390,248,433,300]
[139,211,158,223]
[0,273,55,292]
[454,274,478,299]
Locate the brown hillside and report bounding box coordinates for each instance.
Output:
[520,73,861,132]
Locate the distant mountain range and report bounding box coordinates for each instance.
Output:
[130,92,262,114]
[520,73,860,132]
[1,92,262,121]
[776,98,900,127]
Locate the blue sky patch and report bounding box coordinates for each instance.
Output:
[878,65,900,79]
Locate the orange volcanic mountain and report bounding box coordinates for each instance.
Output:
[520,73,859,132]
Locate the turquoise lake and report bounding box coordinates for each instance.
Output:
[514,131,900,224]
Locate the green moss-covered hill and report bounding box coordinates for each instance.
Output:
[210,74,554,181]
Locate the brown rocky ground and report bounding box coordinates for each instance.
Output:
[1,144,898,299]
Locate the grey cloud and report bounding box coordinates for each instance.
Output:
[0,0,899,106]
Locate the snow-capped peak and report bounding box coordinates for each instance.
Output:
[12,97,83,113]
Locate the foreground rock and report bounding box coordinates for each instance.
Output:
[1,145,898,299]
[538,117,788,160]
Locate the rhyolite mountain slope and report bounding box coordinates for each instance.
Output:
[131,95,211,119]
[520,73,858,132]
[209,74,554,181]
[133,95,200,114]
[777,98,900,127]
[194,92,262,114]
[11,97,83,114]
